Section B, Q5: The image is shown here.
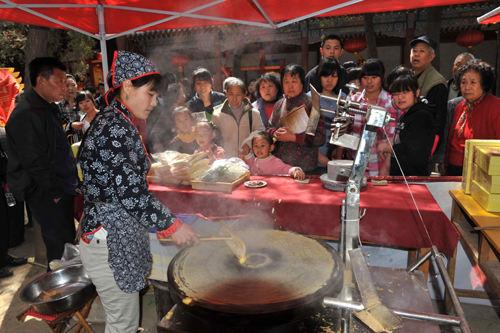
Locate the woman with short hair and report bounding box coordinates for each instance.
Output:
[445,59,500,176]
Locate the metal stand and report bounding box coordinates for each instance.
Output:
[309,85,471,332]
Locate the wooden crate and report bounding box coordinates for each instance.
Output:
[191,172,250,193]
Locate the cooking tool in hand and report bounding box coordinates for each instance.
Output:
[160,236,232,242]
[349,248,404,332]
[220,220,246,261]
[20,264,96,314]
[167,229,344,328]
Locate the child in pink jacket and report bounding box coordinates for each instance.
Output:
[240,131,305,179]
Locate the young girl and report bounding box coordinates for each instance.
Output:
[349,59,399,176]
[168,107,199,154]
[241,131,305,179]
[193,120,225,163]
[309,57,346,168]
[378,74,435,176]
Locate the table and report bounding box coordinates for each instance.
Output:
[150,176,459,257]
[449,190,500,301]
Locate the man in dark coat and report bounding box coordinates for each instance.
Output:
[6,57,79,270]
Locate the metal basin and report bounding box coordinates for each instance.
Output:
[20,264,96,314]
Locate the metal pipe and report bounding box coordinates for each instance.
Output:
[97,5,109,90]
[323,298,462,326]
[340,198,346,262]
[406,248,432,272]
[431,246,472,333]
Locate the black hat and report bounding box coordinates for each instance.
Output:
[409,36,437,50]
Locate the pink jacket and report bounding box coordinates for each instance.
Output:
[245,155,300,176]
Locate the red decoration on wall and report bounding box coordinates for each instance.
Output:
[171,54,190,73]
[344,38,367,54]
[456,30,484,53]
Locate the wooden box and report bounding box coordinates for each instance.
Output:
[473,163,500,194]
[474,146,500,175]
[471,180,500,212]
[191,172,250,193]
[461,140,500,194]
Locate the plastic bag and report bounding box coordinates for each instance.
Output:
[49,243,81,270]
[200,158,249,183]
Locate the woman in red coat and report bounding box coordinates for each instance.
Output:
[445,60,500,176]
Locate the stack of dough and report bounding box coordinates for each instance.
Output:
[149,151,211,185]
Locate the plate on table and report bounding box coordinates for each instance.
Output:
[244,180,267,188]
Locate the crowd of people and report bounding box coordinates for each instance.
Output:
[0,33,499,332]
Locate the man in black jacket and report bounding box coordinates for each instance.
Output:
[185,67,226,121]
[6,57,79,270]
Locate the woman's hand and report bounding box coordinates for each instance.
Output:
[294,169,306,180]
[274,127,296,142]
[71,122,84,131]
[171,223,200,246]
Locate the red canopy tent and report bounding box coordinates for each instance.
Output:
[477,6,500,24]
[0,0,487,81]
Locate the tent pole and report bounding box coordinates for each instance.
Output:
[97,4,109,90]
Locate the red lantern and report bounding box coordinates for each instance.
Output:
[344,38,367,66]
[171,54,190,73]
[344,38,367,54]
[456,30,484,53]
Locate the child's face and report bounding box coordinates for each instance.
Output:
[195,126,215,147]
[252,137,274,159]
[174,112,193,134]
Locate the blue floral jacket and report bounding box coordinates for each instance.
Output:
[79,98,182,292]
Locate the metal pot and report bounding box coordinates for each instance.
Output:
[168,229,343,328]
[20,264,96,314]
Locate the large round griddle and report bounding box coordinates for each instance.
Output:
[167,229,343,328]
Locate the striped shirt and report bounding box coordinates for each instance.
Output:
[348,89,400,176]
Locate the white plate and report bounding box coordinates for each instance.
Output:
[244,180,267,188]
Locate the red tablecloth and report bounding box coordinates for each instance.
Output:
[149,176,459,257]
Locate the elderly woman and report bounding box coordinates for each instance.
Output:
[212,77,265,157]
[267,64,326,173]
[252,73,284,127]
[78,51,198,333]
[445,59,500,176]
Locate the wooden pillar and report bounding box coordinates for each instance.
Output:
[364,13,378,59]
[24,25,49,91]
[404,12,416,69]
[426,6,442,72]
[301,33,309,72]
[214,32,222,93]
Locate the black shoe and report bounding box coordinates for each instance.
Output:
[5,255,28,267]
[0,268,13,279]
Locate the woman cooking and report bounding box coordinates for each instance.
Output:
[78,51,199,333]
[445,59,500,176]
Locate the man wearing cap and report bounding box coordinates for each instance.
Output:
[409,36,448,165]
[304,34,348,93]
